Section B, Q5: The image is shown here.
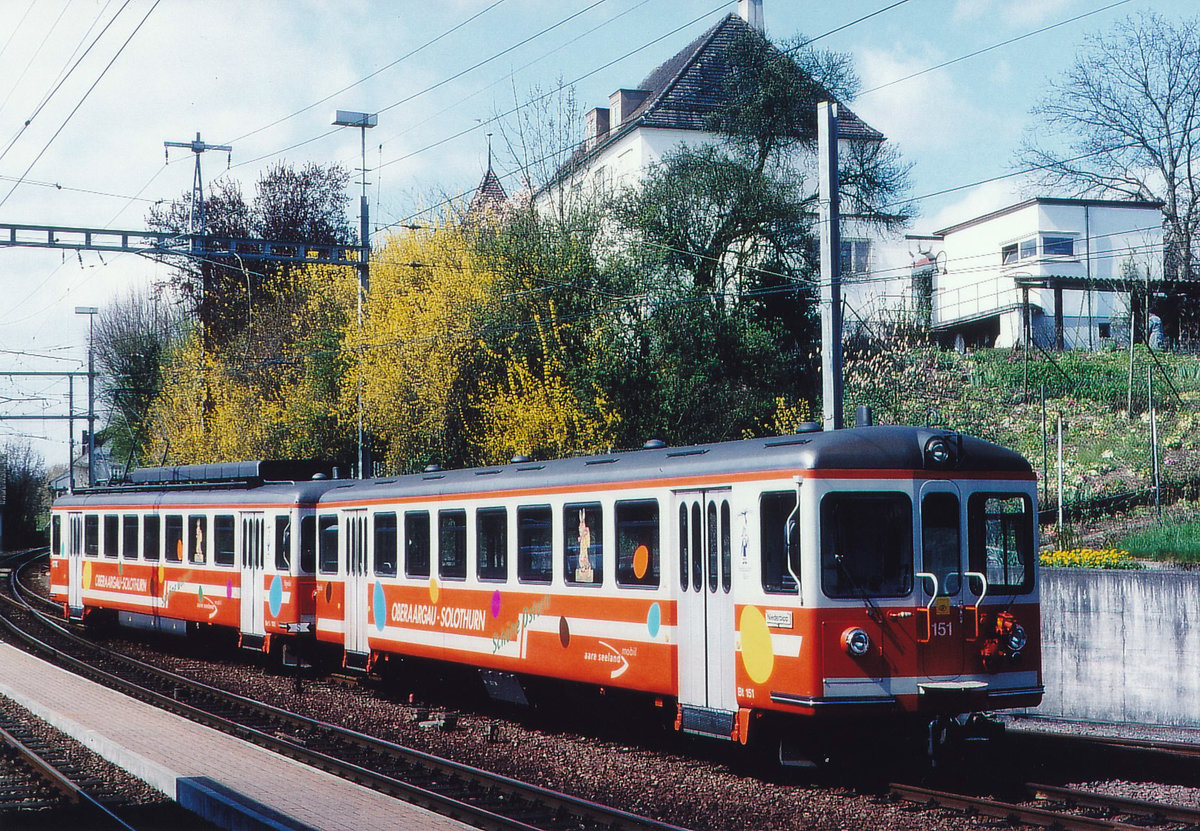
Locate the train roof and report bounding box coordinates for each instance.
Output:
[51,427,1032,511]
[318,426,1033,505]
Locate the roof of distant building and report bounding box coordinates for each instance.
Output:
[935,196,1166,237]
[465,161,508,220]
[545,13,882,190]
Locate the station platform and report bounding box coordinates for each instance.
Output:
[0,641,472,831]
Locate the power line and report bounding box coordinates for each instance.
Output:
[0,0,160,211]
[222,0,511,147]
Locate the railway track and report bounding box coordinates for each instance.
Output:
[1,553,690,831]
[890,781,1200,831]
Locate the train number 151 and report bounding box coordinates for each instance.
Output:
[931,620,953,638]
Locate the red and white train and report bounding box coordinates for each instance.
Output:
[50,425,1042,759]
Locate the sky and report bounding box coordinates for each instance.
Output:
[0,0,1187,469]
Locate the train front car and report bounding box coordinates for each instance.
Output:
[746,425,1042,764]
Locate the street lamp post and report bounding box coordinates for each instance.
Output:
[74,306,99,486]
[332,110,377,479]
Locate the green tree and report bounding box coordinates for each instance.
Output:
[2,442,47,549]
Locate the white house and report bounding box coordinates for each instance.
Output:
[917,198,1164,349]
[536,0,886,221]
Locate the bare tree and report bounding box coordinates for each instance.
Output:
[1018,12,1200,286]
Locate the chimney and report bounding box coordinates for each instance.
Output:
[586,107,610,150]
[609,89,650,127]
[738,0,764,34]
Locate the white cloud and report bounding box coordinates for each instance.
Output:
[953,0,1078,26]
[927,179,1024,234]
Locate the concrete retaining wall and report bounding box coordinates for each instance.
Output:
[1037,568,1200,726]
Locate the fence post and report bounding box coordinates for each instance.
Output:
[1149,366,1160,518]
[1057,411,1065,539]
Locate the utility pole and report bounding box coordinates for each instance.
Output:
[164,133,231,347]
[818,101,843,431]
[165,133,231,431]
[333,110,378,478]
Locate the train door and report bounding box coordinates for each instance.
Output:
[675,489,737,736]
[240,512,266,642]
[343,510,370,660]
[67,513,84,616]
[915,482,970,679]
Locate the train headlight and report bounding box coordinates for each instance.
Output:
[842,627,871,657]
[1004,623,1027,655]
[924,436,957,468]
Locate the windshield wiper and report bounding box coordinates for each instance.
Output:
[834,554,883,623]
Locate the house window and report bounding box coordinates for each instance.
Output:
[1043,236,1074,257]
[1001,244,1018,265]
[840,239,870,275]
[1019,238,1037,259]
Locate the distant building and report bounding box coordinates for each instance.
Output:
[916,198,1164,349]
[536,0,884,212]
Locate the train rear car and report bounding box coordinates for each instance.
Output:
[50,461,333,655]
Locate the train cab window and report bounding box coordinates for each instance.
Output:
[84,515,99,557]
[476,508,507,582]
[51,516,61,556]
[564,503,602,586]
[721,501,732,593]
[439,510,467,580]
[968,493,1034,593]
[214,516,236,566]
[318,515,338,574]
[188,515,208,564]
[922,493,961,595]
[299,516,316,574]
[103,515,119,558]
[374,512,398,577]
[143,515,161,561]
[820,492,913,599]
[517,506,552,584]
[122,515,139,560]
[761,491,799,594]
[405,512,431,578]
[616,500,659,587]
[275,516,291,571]
[165,515,183,562]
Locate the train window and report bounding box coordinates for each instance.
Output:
[299,516,316,574]
[439,510,467,580]
[820,492,913,599]
[476,508,507,582]
[51,516,61,556]
[517,506,552,584]
[122,515,139,560]
[214,516,235,566]
[84,515,99,557]
[564,503,602,586]
[318,515,338,574]
[405,512,431,578]
[678,505,688,591]
[691,503,702,592]
[165,515,183,562]
[143,515,161,561]
[103,515,119,558]
[374,512,398,577]
[922,493,961,595]
[761,491,799,594]
[721,501,732,593]
[968,493,1034,594]
[188,516,208,565]
[707,502,718,593]
[616,500,659,587]
[275,516,291,571]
